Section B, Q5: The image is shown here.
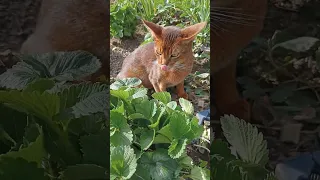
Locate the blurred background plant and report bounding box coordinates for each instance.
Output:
[110,0,210,59]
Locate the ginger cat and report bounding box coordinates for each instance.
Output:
[19,0,109,81]
[117,20,207,99]
[211,0,268,121]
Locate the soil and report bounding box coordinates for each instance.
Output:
[235,0,320,170]
[0,0,41,74]
[110,24,145,77]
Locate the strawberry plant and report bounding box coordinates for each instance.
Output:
[110,78,210,180]
[211,115,277,180]
[0,51,108,179]
[111,1,139,38]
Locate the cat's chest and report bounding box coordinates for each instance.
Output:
[151,61,191,87]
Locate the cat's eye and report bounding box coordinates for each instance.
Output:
[155,51,161,55]
[171,54,179,58]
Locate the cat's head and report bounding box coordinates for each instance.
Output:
[142,20,207,71]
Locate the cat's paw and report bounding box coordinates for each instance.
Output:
[217,99,251,121]
[177,92,188,100]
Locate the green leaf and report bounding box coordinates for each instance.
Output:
[158,125,173,141]
[0,128,45,167]
[138,149,179,180]
[264,172,277,180]
[23,122,40,145]
[0,51,101,90]
[24,79,55,93]
[168,138,188,159]
[152,92,171,104]
[80,129,108,168]
[70,91,108,118]
[55,82,108,110]
[220,115,269,166]
[0,104,28,149]
[153,134,172,144]
[211,139,234,159]
[148,106,166,128]
[179,98,194,114]
[189,166,210,180]
[169,113,190,139]
[61,164,108,180]
[110,145,137,180]
[0,157,49,180]
[0,91,60,121]
[187,117,204,139]
[211,154,241,180]
[110,111,133,146]
[130,164,152,180]
[135,99,157,120]
[128,113,145,120]
[110,78,142,90]
[210,154,269,180]
[0,126,16,148]
[68,113,105,135]
[270,83,296,103]
[272,36,319,52]
[178,153,193,167]
[132,88,148,99]
[140,129,155,150]
[110,88,135,103]
[167,101,177,110]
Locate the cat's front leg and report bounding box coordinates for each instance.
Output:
[151,81,161,92]
[176,82,188,99]
[158,83,167,92]
[150,81,166,92]
[150,78,167,92]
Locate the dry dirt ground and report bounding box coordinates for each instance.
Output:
[110,25,145,77]
[0,0,41,74]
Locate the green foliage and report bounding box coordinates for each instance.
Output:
[211,115,277,180]
[110,77,209,180]
[110,1,138,38]
[176,0,210,46]
[0,50,101,90]
[111,0,210,48]
[0,51,108,179]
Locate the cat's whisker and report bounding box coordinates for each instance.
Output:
[212,11,256,21]
[211,7,267,19]
[212,17,256,26]
[212,21,235,35]
[211,25,223,37]
[211,6,267,30]
[211,6,245,10]
[211,12,257,25]
[213,11,259,19]
[212,6,266,17]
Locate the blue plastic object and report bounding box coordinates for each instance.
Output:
[275,151,320,180]
[196,108,210,125]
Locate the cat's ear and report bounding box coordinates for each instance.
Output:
[142,20,163,40]
[180,22,207,42]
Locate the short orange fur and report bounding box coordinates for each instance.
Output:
[117,20,207,99]
[212,0,268,121]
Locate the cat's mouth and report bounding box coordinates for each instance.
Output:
[160,65,168,71]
